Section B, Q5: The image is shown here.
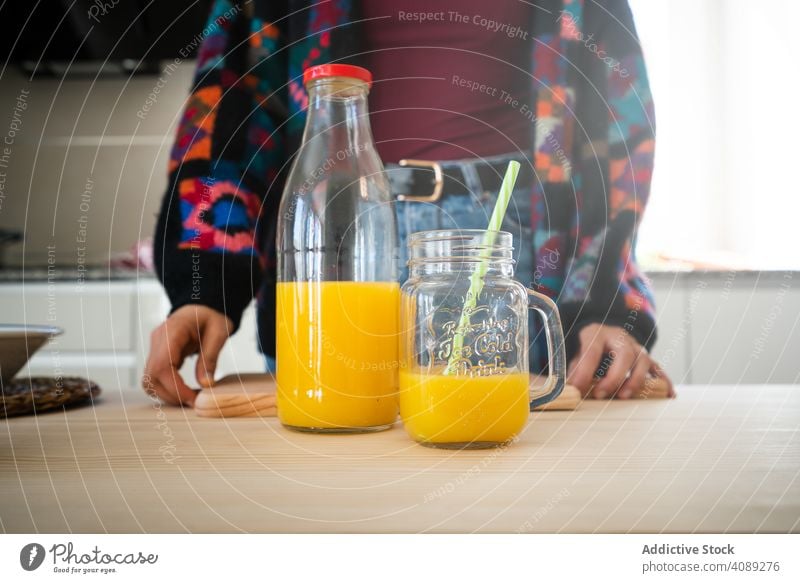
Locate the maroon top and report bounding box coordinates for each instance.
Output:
[362,0,532,162]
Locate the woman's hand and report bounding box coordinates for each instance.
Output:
[142,305,233,406]
[567,323,674,399]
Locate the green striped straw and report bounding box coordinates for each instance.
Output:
[444,160,520,375]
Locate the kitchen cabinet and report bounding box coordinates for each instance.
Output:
[648,271,799,384]
[0,279,164,392]
[0,281,134,350]
[649,272,690,383]
[0,277,265,393]
[2,271,797,391]
[688,272,800,384]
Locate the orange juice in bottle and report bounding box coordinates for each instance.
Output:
[275,64,399,432]
[277,281,399,431]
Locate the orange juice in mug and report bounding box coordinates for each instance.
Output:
[399,370,530,446]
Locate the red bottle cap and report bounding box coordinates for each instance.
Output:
[303,63,372,88]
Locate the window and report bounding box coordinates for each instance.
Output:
[630,0,800,269]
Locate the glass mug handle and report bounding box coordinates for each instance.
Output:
[527,289,567,409]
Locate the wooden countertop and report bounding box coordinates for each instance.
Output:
[1,385,798,533]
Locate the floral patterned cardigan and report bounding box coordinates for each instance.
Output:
[154,0,658,360]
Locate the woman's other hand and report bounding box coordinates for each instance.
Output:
[142,305,233,406]
[567,323,675,399]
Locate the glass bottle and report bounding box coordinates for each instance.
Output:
[276,64,399,433]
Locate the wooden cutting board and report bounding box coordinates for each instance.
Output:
[194,373,670,418]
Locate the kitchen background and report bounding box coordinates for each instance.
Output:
[0,0,797,394]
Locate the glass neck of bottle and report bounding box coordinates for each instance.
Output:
[302,78,375,153]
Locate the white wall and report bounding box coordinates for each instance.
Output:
[0,63,195,267]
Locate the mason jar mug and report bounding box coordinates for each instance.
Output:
[399,230,566,448]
